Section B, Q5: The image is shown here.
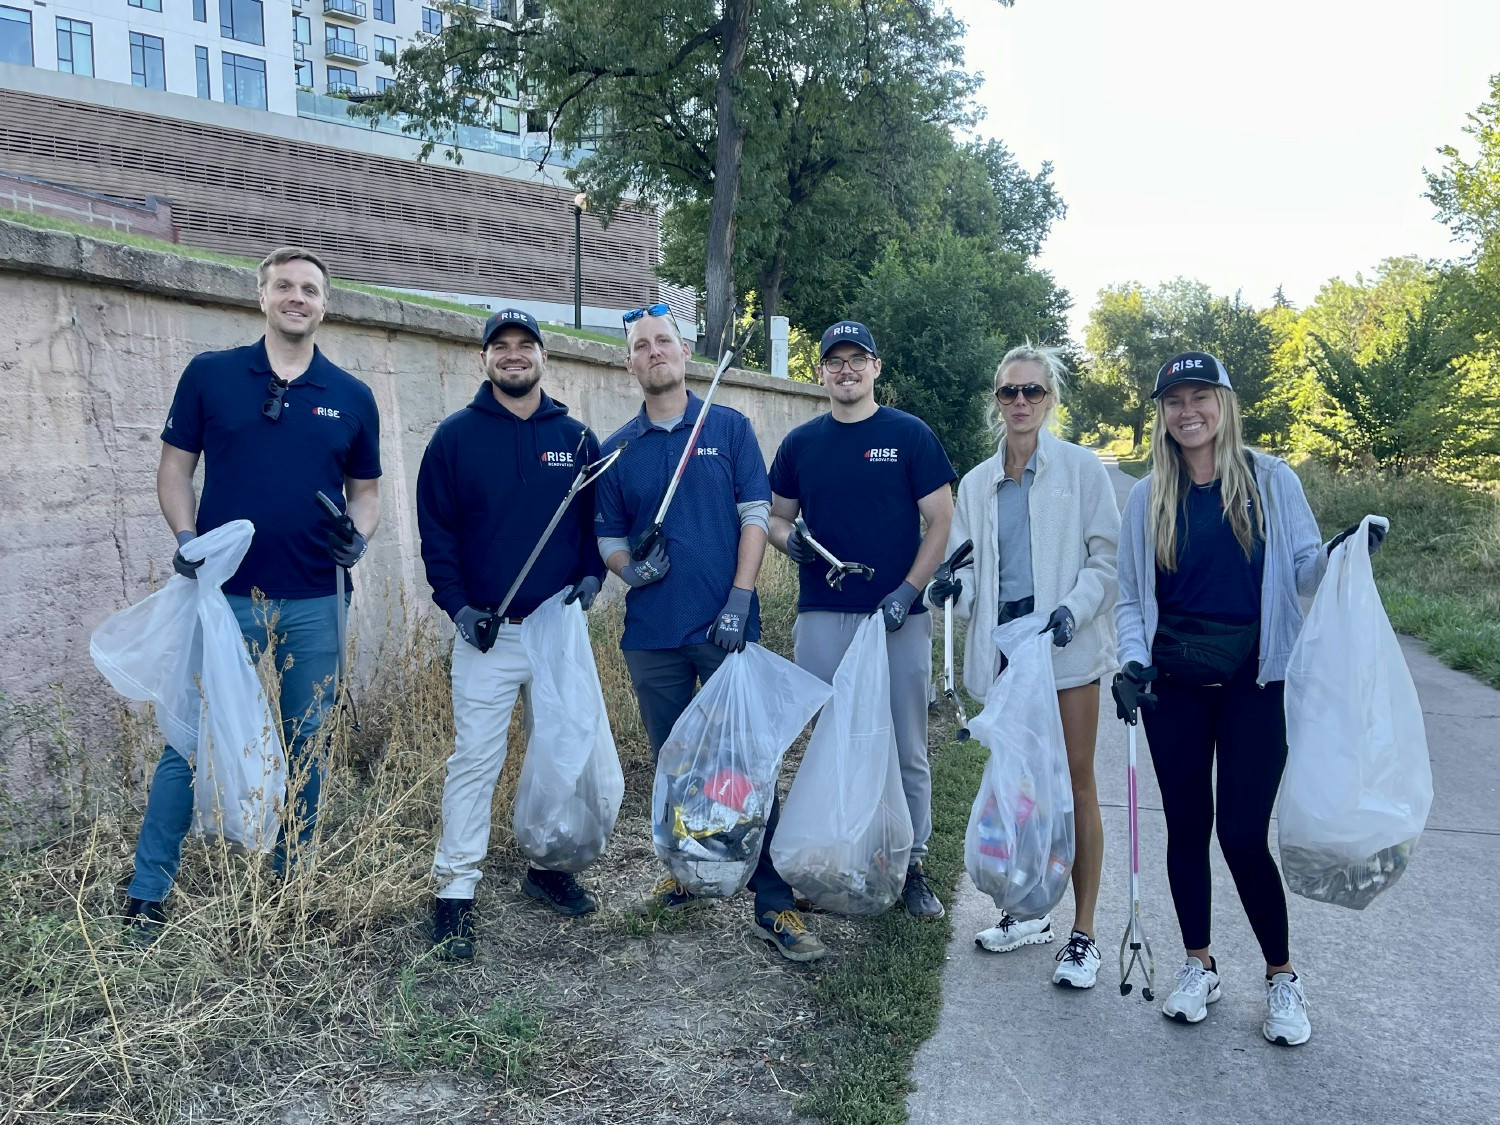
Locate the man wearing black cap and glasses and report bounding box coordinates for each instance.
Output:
[768,320,957,919]
[416,307,608,960]
[124,247,382,944]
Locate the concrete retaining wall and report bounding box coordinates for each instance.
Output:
[0,219,827,799]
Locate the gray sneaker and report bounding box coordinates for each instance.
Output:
[901,863,945,919]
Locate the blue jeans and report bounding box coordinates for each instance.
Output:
[127,593,343,902]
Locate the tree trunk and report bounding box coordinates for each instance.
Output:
[702,0,754,358]
[759,234,787,327]
[1131,409,1145,449]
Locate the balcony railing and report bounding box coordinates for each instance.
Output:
[324,38,368,61]
[292,41,305,60]
[326,82,372,98]
[323,0,367,22]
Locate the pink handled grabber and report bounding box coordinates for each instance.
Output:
[1119,721,1155,1000]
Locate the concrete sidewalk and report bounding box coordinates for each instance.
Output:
[907,459,1500,1125]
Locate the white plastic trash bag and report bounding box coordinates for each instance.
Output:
[1279,515,1431,909]
[90,521,286,851]
[964,614,1075,921]
[772,615,914,915]
[514,589,625,873]
[652,643,833,898]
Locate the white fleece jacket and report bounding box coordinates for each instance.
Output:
[937,429,1121,697]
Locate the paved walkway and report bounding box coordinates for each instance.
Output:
[907,458,1500,1125]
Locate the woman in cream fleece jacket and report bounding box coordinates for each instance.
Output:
[929,344,1120,988]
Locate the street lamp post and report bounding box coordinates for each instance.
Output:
[572,192,588,330]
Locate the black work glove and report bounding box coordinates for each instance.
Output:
[172,530,202,580]
[785,525,817,566]
[927,559,963,606]
[620,542,670,588]
[454,606,499,653]
[1040,606,1076,648]
[328,527,368,568]
[1111,660,1158,725]
[709,587,753,652]
[879,581,922,632]
[564,575,602,610]
[1327,520,1388,558]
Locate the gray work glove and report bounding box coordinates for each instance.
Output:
[328,527,368,568]
[878,581,922,632]
[620,542,671,588]
[1041,606,1076,648]
[1327,520,1388,558]
[1111,661,1158,725]
[785,524,817,566]
[454,606,498,653]
[172,530,202,580]
[709,587,753,652]
[564,575,602,610]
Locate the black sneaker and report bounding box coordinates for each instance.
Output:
[522,868,599,917]
[432,897,475,962]
[123,897,167,947]
[901,863,945,920]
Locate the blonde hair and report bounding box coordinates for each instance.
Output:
[1147,384,1264,571]
[625,311,684,348]
[987,342,1069,445]
[258,246,330,290]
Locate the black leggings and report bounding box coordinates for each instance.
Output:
[1142,660,1291,966]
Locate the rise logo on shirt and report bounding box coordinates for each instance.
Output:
[540,450,575,467]
[695,446,720,457]
[313,406,342,419]
[864,447,899,463]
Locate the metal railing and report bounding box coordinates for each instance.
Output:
[324,38,368,61]
[323,0,366,20]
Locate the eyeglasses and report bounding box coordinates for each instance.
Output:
[995,383,1049,404]
[262,377,290,422]
[622,303,672,326]
[822,354,874,374]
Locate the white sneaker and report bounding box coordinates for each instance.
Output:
[1161,956,1222,1023]
[1264,973,1312,1046]
[975,913,1053,953]
[1051,930,1101,988]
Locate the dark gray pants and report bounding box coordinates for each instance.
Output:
[623,643,796,916]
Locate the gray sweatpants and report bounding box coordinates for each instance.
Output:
[792,610,934,861]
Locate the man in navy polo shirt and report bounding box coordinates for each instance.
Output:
[125,246,382,943]
[768,320,956,919]
[595,304,824,963]
[417,307,608,960]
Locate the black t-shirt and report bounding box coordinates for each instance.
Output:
[1156,479,1264,625]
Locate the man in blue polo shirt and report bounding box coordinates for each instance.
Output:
[417,307,608,961]
[595,304,824,963]
[125,246,382,943]
[768,320,956,919]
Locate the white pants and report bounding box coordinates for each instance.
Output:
[433,626,532,900]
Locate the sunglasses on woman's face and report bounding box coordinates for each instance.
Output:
[995,383,1049,404]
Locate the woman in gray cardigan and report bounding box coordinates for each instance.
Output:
[928,343,1120,989]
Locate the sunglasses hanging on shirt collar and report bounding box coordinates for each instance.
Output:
[262,376,290,422]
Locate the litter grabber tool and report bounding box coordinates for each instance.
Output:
[793,516,876,591]
[315,489,359,731]
[631,314,761,561]
[1118,721,1155,1000]
[939,539,974,740]
[496,434,628,619]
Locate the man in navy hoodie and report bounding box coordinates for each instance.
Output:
[416,308,606,961]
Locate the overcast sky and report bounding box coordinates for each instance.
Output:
[951,0,1500,338]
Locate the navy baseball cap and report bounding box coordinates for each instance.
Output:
[820,320,878,360]
[482,307,544,348]
[1151,351,1233,399]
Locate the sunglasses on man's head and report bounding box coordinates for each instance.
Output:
[995,383,1049,404]
[262,376,289,422]
[622,302,672,326]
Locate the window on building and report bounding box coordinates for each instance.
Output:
[130,31,165,88]
[421,6,440,33]
[55,17,93,76]
[294,59,312,86]
[0,6,32,67]
[376,75,394,93]
[129,0,164,11]
[327,64,357,91]
[373,0,393,22]
[220,0,263,46]
[497,105,519,134]
[193,0,206,21]
[292,14,310,43]
[221,51,267,108]
[195,44,211,97]
[374,33,394,61]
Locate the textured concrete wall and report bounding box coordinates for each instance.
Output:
[0,219,827,798]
